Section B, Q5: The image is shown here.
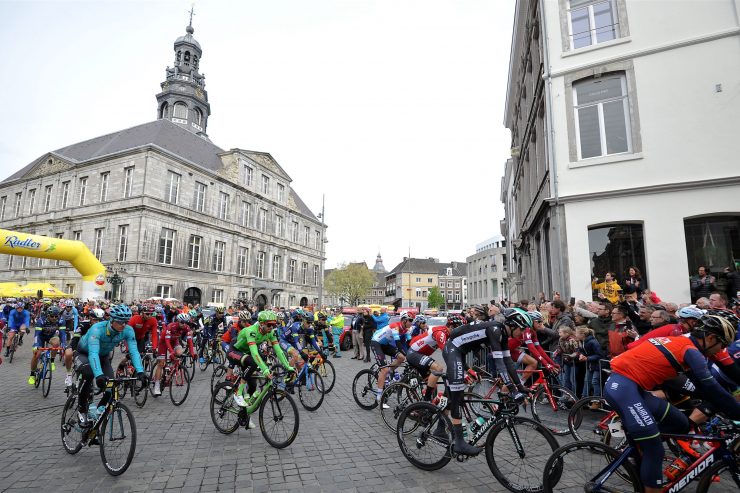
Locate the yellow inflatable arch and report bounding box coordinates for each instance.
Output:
[0,228,106,300]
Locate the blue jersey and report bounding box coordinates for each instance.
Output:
[372,325,400,346]
[59,306,79,331]
[34,316,66,347]
[298,323,323,353]
[79,321,143,378]
[8,309,31,330]
[278,322,302,351]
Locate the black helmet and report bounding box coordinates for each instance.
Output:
[693,315,736,346]
[469,304,487,317]
[47,306,62,317]
[503,308,533,330]
[705,309,740,329]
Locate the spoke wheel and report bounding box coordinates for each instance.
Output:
[199,344,212,371]
[210,382,240,434]
[42,360,53,398]
[568,397,626,448]
[34,361,43,388]
[315,359,336,393]
[183,355,196,381]
[484,416,559,493]
[380,382,421,433]
[61,394,84,454]
[169,366,191,406]
[259,388,299,449]
[297,368,325,411]
[531,384,577,436]
[396,401,452,471]
[696,458,740,492]
[352,369,378,410]
[99,402,137,476]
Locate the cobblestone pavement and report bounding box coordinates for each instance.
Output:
[0,343,564,492]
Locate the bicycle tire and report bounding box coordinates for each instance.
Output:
[183,354,196,381]
[380,382,421,433]
[396,401,452,471]
[531,384,577,436]
[169,366,191,406]
[99,402,137,476]
[471,377,501,398]
[211,364,228,396]
[568,396,626,448]
[352,369,378,410]
[542,441,641,493]
[199,344,212,371]
[259,388,300,449]
[316,359,336,393]
[8,336,17,363]
[696,457,740,492]
[61,394,83,454]
[298,368,325,411]
[34,359,43,388]
[210,382,240,434]
[484,415,559,493]
[42,360,53,398]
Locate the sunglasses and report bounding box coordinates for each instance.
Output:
[265,322,277,327]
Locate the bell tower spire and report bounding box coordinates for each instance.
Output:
[156,11,211,138]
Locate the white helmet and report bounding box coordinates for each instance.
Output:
[91,308,105,319]
[65,299,75,307]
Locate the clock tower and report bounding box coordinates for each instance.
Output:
[156,18,211,138]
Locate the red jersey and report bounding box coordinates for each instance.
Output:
[610,336,696,390]
[626,324,682,350]
[128,315,158,347]
[160,322,195,358]
[222,322,244,346]
[408,326,448,356]
[522,328,557,368]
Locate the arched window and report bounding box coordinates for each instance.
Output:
[159,102,169,119]
[193,108,202,125]
[183,51,191,66]
[173,102,188,120]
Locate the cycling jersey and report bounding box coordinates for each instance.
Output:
[159,322,196,358]
[204,315,227,339]
[128,315,158,346]
[371,324,404,346]
[231,323,291,375]
[298,324,323,353]
[277,322,302,352]
[79,321,143,378]
[59,307,79,332]
[626,324,683,350]
[521,328,557,368]
[408,326,448,356]
[8,309,30,330]
[34,317,66,347]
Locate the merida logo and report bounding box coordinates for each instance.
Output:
[4,235,41,250]
[667,455,714,493]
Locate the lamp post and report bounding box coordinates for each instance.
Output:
[317,194,327,309]
[107,272,124,301]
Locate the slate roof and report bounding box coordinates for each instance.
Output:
[438,262,467,277]
[387,257,440,276]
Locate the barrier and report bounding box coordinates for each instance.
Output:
[0,228,106,300]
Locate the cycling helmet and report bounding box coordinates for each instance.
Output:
[400,311,413,321]
[215,306,226,314]
[238,311,252,322]
[47,306,62,317]
[503,307,533,330]
[91,308,105,319]
[694,315,736,346]
[258,310,278,323]
[109,304,133,322]
[189,309,198,318]
[302,313,314,323]
[705,309,740,329]
[413,315,427,325]
[317,311,328,321]
[447,314,466,328]
[469,304,487,317]
[677,306,704,320]
[64,299,74,307]
[276,312,286,321]
[130,305,139,313]
[527,311,544,323]
[16,302,25,309]
[175,313,191,323]
[155,305,164,313]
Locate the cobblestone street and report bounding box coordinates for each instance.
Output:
[0,345,555,493]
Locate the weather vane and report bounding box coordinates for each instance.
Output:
[188,4,196,27]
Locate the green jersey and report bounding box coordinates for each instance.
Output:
[232,322,291,374]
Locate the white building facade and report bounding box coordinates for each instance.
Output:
[467,236,508,305]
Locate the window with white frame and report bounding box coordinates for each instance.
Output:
[314,230,321,250]
[188,235,201,268]
[455,292,461,302]
[313,265,319,286]
[173,102,188,120]
[568,0,618,50]
[244,165,253,186]
[156,285,172,298]
[0,196,6,220]
[416,277,421,283]
[211,289,224,304]
[277,183,285,202]
[573,74,631,159]
[13,192,22,217]
[78,177,87,206]
[272,294,281,307]
[212,240,226,272]
[304,226,310,246]
[259,208,268,232]
[54,233,63,266]
[275,214,284,237]
[94,228,104,260]
[61,181,70,209]
[218,191,229,220]
[43,185,53,212]
[100,172,109,202]
[256,251,265,278]
[415,288,422,297]
[288,259,296,283]
[261,175,270,195]
[166,171,180,204]
[301,262,308,284]
[73,231,81,242]
[27,189,36,214]
[124,167,134,198]
[241,201,251,227]
[194,182,207,212]
[237,246,248,276]
[117,225,128,262]
[272,255,281,280]
[427,277,433,283]
[291,221,299,242]
[158,228,176,264]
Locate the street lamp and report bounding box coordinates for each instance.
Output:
[107,272,125,301]
[317,194,327,309]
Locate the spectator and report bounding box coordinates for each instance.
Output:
[690,265,716,302]
[722,264,740,301]
[576,327,605,398]
[622,302,652,335]
[641,289,662,305]
[664,302,678,320]
[549,300,575,333]
[592,272,622,304]
[622,266,646,295]
[587,302,614,354]
[351,310,365,360]
[649,309,671,328]
[709,292,729,310]
[556,326,579,393]
[372,307,389,330]
[487,302,505,324]
[627,305,703,350]
[608,306,636,357]
[696,297,711,309]
[361,308,376,363]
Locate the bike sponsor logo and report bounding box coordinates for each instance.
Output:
[667,454,714,493]
[3,235,41,250]
[452,329,486,347]
[627,402,654,428]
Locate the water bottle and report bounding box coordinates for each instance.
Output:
[393,371,402,382]
[462,422,468,441]
[470,416,486,435]
[664,454,690,481]
[88,403,98,421]
[96,405,106,417]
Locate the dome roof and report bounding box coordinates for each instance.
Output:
[174,27,201,51]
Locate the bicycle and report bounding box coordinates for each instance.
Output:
[5,330,20,363]
[210,371,300,449]
[310,351,336,393]
[60,376,139,476]
[116,343,154,408]
[397,388,559,493]
[286,352,325,411]
[148,354,191,406]
[211,363,242,396]
[380,366,429,432]
[352,362,401,410]
[32,346,58,398]
[542,418,740,492]
[567,396,626,448]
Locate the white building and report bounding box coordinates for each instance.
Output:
[466,235,508,305]
[502,0,740,303]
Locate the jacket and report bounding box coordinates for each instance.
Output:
[690,275,716,300]
[551,312,575,334]
[579,335,605,371]
[607,320,635,357]
[588,316,614,353]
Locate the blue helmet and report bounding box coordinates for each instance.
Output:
[677,306,704,320]
[109,304,132,322]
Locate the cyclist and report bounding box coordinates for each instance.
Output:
[4,302,30,355]
[407,313,464,401]
[441,307,528,456]
[388,311,414,355]
[604,315,740,493]
[627,305,704,349]
[200,306,226,363]
[59,299,79,342]
[410,315,428,339]
[28,305,66,385]
[314,312,333,352]
[65,307,105,386]
[153,313,196,396]
[328,310,344,358]
[296,313,326,355]
[523,311,560,376]
[227,310,295,410]
[370,311,412,407]
[276,311,286,328]
[278,314,311,370]
[116,305,158,375]
[75,304,147,427]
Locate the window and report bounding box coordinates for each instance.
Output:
[428,278,433,283]
[218,192,229,220]
[0,196,5,220]
[277,183,285,202]
[455,292,461,302]
[166,171,180,204]
[241,201,251,227]
[99,172,109,202]
[78,177,87,206]
[315,230,322,250]
[14,192,22,217]
[275,215,284,237]
[313,265,319,286]
[272,255,281,280]
[237,247,248,276]
[272,294,281,307]
[61,181,70,209]
[117,225,128,262]
[43,185,53,212]
[455,281,460,288]
[259,208,268,232]
[415,288,422,297]
[301,262,308,284]
[194,182,207,212]
[288,259,296,283]
[124,167,134,198]
[291,221,299,242]
[54,233,63,266]
[568,0,618,50]
[684,215,740,284]
[588,223,646,287]
[173,102,188,120]
[212,241,225,272]
[211,289,224,304]
[256,251,265,278]
[156,285,172,298]
[261,175,270,195]
[415,277,421,283]
[66,284,75,295]
[304,226,310,246]
[158,228,176,264]
[94,228,104,260]
[574,74,631,159]
[27,189,36,214]
[73,231,81,242]
[244,165,253,186]
[193,108,203,126]
[187,235,201,269]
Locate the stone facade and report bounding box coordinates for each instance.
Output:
[466,235,507,305]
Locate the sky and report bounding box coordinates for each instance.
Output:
[0,0,514,271]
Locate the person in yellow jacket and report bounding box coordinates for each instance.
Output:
[328,310,345,358]
[591,272,623,304]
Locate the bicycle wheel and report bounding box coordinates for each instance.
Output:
[531,384,577,436]
[380,382,421,433]
[315,359,336,393]
[352,369,378,410]
[199,344,212,371]
[61,394,84,454]
[169,366,191,406]
[34,360,43,388]
[542,441,641,493]
[211,364,228,396]
[148,363,161,398]
[297,368,325,411]
[471,377,500,397]
[259,388,299,449]
[568,396,625,447]
[42,361,53,398]
[210,382,240,434]
[99,402,137,476]
[211,349,226,369]
[8,336,17,363]
[696,458,740,492]
[396,401,452,471]
[183,354,196,381]
[484,415,559,493]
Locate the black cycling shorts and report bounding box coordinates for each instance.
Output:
[405,350,433,376]
[371,341,399,366]
[442,346,466,392]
